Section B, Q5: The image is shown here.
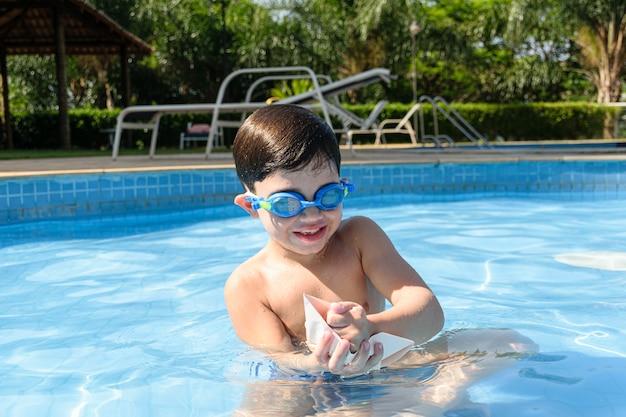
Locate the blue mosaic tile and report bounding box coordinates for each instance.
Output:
[1,160,625,224]
[8,182,20,194]
[35,181,49,193]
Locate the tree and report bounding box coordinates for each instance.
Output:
[7,56,58,112]
[126,0,225,103]
[6,0,620,124]
[509,0,626,104]
[348,0,574,103]
[564,0,626,103]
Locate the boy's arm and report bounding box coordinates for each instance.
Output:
[224,266,384,376]
[348,216,444,344]
[224,268,294,351]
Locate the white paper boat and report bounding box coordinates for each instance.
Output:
[303,294,413,369]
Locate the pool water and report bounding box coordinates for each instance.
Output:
[1,194,626,416]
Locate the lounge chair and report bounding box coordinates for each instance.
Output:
[345,103,420,149]
[179,123,223,149]
[111,67,392,159]
[346,96,491,149]
[333,100,388,154]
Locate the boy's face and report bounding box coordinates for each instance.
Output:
[247,161,344,257]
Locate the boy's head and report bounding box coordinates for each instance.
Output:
[233,104,341,192]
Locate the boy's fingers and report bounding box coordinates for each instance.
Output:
[348,340,370,368]
[366,342,384,368]
[326,311,349,328]
[327,339,350,374]
[314,334,383,376]
[312,331,333,362]
[329,302,352,314]
[342,341,384,376]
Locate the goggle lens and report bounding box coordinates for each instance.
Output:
[319,187,344,208]
[272,196,303,215]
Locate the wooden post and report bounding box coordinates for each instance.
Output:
[0,47,13,149]
[54,5,71,149]
[119,44,133,147]
[120,44,130,108]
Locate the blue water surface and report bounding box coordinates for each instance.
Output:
[1,193,625,416]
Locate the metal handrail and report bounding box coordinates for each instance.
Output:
[433,96,491,148]
[244,74,333,104]
[418,95,491,148]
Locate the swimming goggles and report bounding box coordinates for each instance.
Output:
[245,180,355,218]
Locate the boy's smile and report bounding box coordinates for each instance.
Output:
[294,224,327,242]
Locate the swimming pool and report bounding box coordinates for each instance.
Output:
[1,161,625,416]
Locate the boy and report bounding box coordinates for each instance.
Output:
[225,104,444,377]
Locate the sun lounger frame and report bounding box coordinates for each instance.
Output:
[111,67,391,160]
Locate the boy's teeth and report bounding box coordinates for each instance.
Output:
[301,229,319,235]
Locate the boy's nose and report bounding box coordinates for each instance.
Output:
[300,205,323,219]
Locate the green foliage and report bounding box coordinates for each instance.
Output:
[11,109,118,149]
[452,102,614,140]
[4,0,625,140]
[269,79,314,100]
[7,56,58,112]
[6,102,620,151]
[16,102,619,150]
[8,110,228,150]
[508,0,626,103]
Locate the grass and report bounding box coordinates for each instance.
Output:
[2,138,624,160]
[0,146,230,160]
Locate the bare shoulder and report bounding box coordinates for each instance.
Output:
[340,215,380,232]
[339,215,403,267]
[224,252,296,348]
[224,254,266,305]
[339,215,389,241]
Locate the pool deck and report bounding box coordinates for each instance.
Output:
[1,144,626,178]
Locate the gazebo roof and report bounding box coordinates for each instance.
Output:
[0,0,152,55]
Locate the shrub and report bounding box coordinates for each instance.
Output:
[5,102,620,149]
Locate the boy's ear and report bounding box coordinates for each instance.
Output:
[234,193,259,218]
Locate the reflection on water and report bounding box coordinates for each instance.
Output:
[230,349,626,416]
[229,329,540,416]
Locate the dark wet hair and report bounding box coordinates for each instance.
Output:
[232,104,341,191]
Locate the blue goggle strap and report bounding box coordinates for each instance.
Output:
[245,194,271,211]
[340,179,355,194]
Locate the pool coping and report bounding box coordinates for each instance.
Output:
[2,147,626,224]
[2,144,626,178]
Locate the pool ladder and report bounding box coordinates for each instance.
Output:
[418,95,491,148]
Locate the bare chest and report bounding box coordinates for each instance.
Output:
[263,259,373,343]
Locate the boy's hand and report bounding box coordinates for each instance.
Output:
[310,331,383,377]
[325,301,373,352]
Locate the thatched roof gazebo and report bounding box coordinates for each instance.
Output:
[0,0,152,149]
